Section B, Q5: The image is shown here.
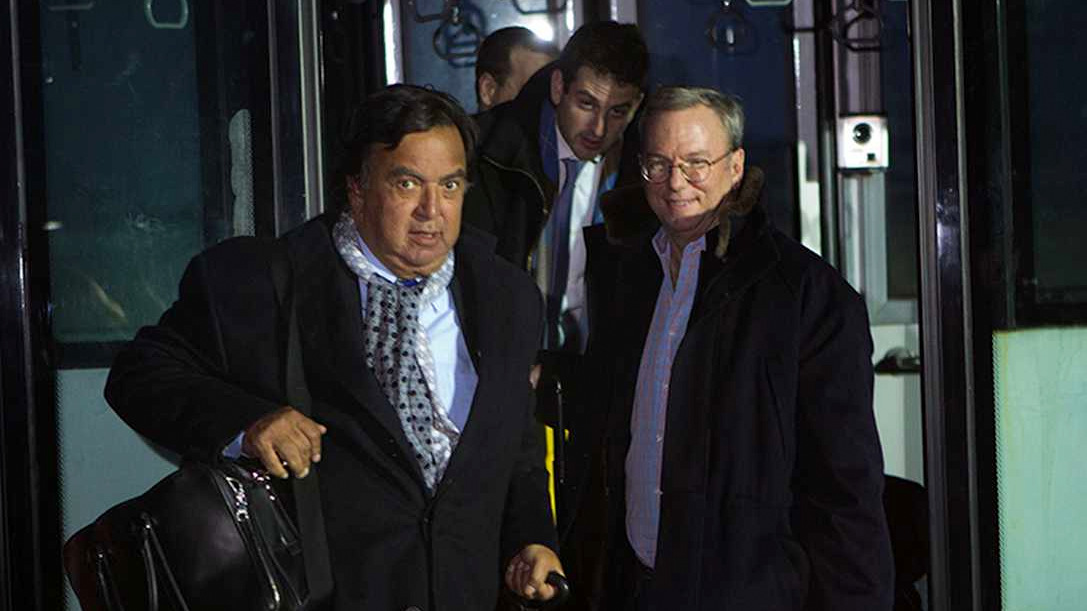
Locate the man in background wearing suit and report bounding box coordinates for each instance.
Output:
[106,85,563,610]
[465,20,648,355]
[463,23,650,608]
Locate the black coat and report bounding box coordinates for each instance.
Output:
[464,64,640,269]
[105,214,557,611]
[577,175,894,611]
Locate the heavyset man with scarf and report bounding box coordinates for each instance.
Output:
[105,85,562,610]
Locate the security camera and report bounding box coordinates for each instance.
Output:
[852,122,873,145]
[837,115,888,170]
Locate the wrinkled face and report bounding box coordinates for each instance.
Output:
[550,66,643,160]
[347,126,468,278]
[642,105,745,247]
[493,46,553,107]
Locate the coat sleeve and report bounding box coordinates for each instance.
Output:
[792,267,895,611]
[104,240,286,460]
[498,278,560,565]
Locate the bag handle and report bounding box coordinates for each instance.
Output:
[138,513,192,611]
[92,545,126,611]
[272,244,335,606]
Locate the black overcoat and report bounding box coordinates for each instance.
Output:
[105,213,557,611]
[575,177,894,611]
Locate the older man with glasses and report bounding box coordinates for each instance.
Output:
[567,86,894,610]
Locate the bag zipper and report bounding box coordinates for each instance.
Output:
[226,474,287,610]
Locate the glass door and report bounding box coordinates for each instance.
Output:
[916,0,1087,609]
[1,1,316,607]
[962,0,1087,609]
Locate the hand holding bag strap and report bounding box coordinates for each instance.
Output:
[272,243,335,606]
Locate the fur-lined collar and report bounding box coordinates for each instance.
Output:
[599,165,767,260]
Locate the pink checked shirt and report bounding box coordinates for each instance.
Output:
[625,229,706,568]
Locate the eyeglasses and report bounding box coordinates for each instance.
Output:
[639,150,734,184]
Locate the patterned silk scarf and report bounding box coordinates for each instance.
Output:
[333,214,458,492]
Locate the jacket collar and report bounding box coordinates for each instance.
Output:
[476,64,557,192]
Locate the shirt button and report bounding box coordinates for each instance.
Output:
[655,489,663,496]
[656,434,664,443]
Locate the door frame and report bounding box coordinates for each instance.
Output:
[1,0,62,608]
[0,1,321,606]
[911,0,1001,609]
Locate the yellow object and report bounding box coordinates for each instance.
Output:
[545,424,557,522]
[543,424,570,523]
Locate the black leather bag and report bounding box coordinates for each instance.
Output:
[64,459,310,611]
[64,246,330,611]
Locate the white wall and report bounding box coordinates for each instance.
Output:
[871,323,925,484]
[995,327,1087,610]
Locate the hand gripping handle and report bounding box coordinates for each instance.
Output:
[518,571,571,609]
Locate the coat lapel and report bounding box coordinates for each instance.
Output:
[438,238,508,486]
[606,241,663,450]
[292,238,426,487]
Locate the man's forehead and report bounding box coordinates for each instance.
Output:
[567,66,641,105]
[645,106,730,147]
[367,127,467,171]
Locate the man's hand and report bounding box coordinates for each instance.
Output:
[242,406,327,479]
[505,544,564,601]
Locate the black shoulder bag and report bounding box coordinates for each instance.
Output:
[63,245,333,611]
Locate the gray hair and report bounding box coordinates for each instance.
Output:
[639,86,745,151]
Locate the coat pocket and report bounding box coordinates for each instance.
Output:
[702,499,808,610]
[763,355,796,471]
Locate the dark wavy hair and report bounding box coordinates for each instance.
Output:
[334,85,478,209]
[556,21,649,91]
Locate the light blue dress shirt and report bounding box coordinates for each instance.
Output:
[353,237,478,431]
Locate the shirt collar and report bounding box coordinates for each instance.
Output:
[356,233,400,284]
[651,227,707,263]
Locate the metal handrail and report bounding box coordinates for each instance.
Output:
[144,0,189,30]
[431,5,482,62]
[408,0,455,23]
[706,0,758,55]
[830,0,883,52]
[512,0,568,16]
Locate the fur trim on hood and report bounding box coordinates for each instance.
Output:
[599,165,766,259]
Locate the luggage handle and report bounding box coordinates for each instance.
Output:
[92,546,125,611]
[517,571,571,609]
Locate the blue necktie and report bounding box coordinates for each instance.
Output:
[546,157,585,350]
